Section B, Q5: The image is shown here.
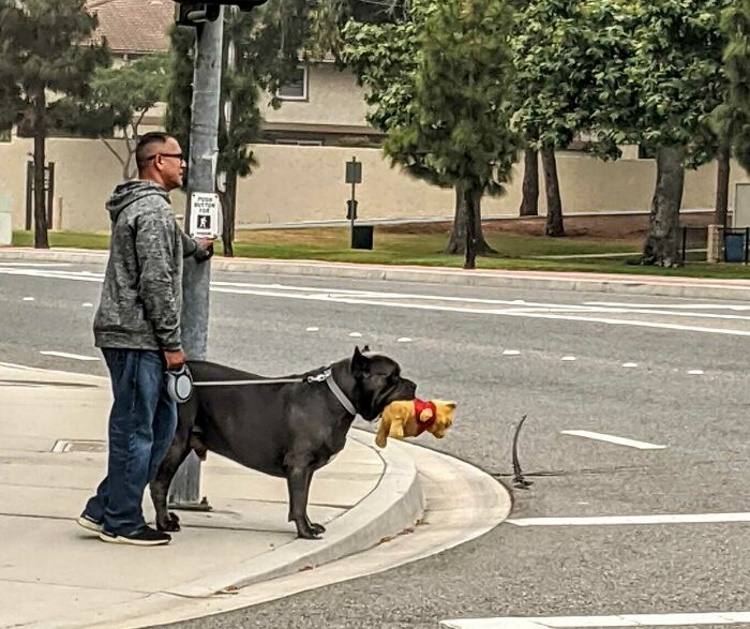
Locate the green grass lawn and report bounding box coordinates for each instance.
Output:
[11,227,750,279]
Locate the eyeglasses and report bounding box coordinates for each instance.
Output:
[147,153,185,161]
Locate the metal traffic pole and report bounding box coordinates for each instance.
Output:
[168,8,224,510]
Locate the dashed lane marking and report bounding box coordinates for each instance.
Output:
[39,351,100,362]
[561,430,667,450]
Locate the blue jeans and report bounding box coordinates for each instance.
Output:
[83,349,177,535]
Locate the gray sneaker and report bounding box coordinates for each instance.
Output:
[76,513,102,534]
[99,525,171,546]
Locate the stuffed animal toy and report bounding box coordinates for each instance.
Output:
[375,398,456,448]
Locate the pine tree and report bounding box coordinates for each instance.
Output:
[0,0,108,248]
[342,0,520,262]
[383,0,520,268]
[721,0,750,175]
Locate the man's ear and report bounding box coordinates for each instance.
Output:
[351,346,371,378]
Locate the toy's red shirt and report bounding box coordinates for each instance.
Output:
[414,398,437,435]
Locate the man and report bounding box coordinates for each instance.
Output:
[78,132,213,546]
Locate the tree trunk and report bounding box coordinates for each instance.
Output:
[642,145,686,267]
[33,93,49,249]
[714,144,730,229]
[519,148,539,217]
[220,169,237,257]
[446,184,496,255]
[541,147,564,237]
[464,183,479,269]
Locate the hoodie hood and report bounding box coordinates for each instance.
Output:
[106,180,170,222]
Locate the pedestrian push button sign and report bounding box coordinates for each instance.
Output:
[189,192,221,239]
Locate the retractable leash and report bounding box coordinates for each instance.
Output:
[165,365,195,404]
[165,366,358,416]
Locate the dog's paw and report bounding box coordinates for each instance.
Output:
[157,512,181,532]
[296,522,325,539]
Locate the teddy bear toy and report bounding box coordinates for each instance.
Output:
[375,398,456,448]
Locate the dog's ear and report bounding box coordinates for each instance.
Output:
[351,346,371,378]
[361,344,371,353]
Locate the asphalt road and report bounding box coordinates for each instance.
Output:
[1,260,750,629]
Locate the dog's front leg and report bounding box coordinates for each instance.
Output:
[285,466,325,539]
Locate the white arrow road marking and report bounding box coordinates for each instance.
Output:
[40,351,100,361]
[440,611,750,628]
[507,512,750,526]
[561,430,667,449]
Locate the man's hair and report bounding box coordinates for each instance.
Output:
[135,132,173,173]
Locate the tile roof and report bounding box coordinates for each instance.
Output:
[87,0,174,54]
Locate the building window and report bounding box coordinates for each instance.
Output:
[277,66,308,101]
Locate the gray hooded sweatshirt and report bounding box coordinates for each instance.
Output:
[93,180,184,351]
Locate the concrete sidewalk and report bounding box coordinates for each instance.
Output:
[1,247,750,301]
[0,362,511,629]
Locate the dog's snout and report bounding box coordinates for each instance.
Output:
[403,378,417,397]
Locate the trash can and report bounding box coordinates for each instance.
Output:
[351,224,373,250]
[724,231,747,263]
[0,196,12,246]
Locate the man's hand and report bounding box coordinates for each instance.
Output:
[164,349,186,371]
[194,237,215,263]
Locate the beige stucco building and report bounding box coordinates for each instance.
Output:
[1,0,745,232]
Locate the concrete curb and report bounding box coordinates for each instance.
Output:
[167,429,424,598]
[119,443,513,629]
[16,428,425,629]
[60,440,510,629]
[2,247,750,301]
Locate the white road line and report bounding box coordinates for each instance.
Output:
[0,262,72,267]
[508,512,750,526]
[7,267,750,337]
[39,351,100,362]
[561,430,667,450]
[440,611,750,628]
[212,286,750,337]
[586,301,750,311]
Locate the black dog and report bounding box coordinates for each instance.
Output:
[150,347,417,539]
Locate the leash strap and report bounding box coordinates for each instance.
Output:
[193,377,302,387]
[191,368,359,416]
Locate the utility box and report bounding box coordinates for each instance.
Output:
[724,228,749,263]
[351,224,373,250]
[0,196,12,246]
